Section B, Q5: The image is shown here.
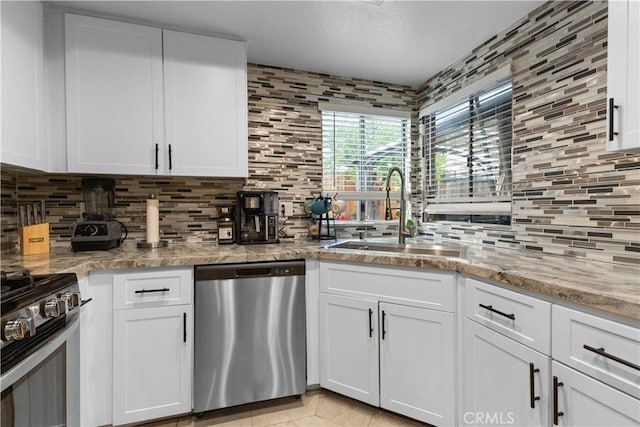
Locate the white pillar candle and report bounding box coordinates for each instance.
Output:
[146,195,160,243]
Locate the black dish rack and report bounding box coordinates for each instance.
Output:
[307,195,337,241]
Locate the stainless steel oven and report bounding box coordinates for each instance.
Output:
[0,272,84,427]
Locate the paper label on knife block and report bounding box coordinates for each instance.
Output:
[20,223,50,255]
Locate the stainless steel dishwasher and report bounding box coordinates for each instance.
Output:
[194,260,306,414]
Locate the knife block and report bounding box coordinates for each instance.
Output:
[20,223,50,255]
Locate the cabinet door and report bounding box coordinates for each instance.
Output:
[163,30,248,177]
[379,302,455,426]
[607,0,640,152]
[319,293,379,406]
[65,14,164,174]
[112,305,192,426]
[552,361,640,426]
[463,319,549,427]
[80,272,114,427]
[1,1,46,171]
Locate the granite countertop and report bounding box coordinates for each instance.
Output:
[2,239,639,323]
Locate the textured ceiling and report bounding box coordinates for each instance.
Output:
[49,0,544,86]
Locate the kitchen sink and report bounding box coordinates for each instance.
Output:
[326,240,462,257]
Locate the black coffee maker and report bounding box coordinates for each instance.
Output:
[236,191,279,244]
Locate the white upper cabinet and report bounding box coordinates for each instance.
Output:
[64,13,248,177]
[607,0,640,152]
[65,14,164,175]
[163,31,247,177]
[1,1,46,171]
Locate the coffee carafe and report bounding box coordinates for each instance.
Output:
[236,191,280,244]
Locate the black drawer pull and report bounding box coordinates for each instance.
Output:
[381,310,387,340]
[583,344,640,371]
[183,312,187,343]
[368,308,373,338]
[529,362,540,409]
[168,144,173,170]
[81,298,93,307]
[553,376,564,425]
[608,98,619,142]
[134,288,170,294]
[155,143,159,170]
[479,303,515,320]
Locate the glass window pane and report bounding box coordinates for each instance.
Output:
[322,110,410,220]
[422,78,513,224]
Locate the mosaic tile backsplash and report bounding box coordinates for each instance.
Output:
[1,0,638,265]
[416,0,639,265]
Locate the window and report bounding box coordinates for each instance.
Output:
[321,106,410,221]
[421,74,512,225]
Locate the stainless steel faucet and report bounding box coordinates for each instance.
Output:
[385,166,410,244]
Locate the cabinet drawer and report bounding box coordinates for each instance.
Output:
[319,262,455,312]
[464,278,551,355]
[552,305,640,399]
[113,267,193,310]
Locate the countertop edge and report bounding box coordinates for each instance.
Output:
[3,244,639,324]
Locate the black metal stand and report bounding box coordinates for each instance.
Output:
[311,213,336,241]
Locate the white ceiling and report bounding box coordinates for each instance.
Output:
[50,0,544,86]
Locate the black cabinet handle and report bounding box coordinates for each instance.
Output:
[479,303,515,320]
[168,144,173,170]
[381,310,386,340]
[583,344,640,371]
[134,288,170,294]
[529,363,540,409]
[183,312,187,343]
[608,98,619,142]
[80,298,93,307]
[155,143,159,170]
[553,376,564,425]
[368,309,373,338]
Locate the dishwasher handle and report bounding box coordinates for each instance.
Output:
[195,261,305,281]
[236,268,273,278]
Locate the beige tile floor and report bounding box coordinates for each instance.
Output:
[139,389,428,427]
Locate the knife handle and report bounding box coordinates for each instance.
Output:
[33,204,41,224]
[19,206,26,228]
[25,205,32,226]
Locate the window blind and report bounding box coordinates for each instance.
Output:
[422,80,512,211]
[322,111,409,199]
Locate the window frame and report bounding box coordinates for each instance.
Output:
[319,103,411,222]
[419,67,513,221]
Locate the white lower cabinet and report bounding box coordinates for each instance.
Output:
[380,302,454,425]
[319,294,379,406]
[462,318,549,427]
[318,263,456,426]
[551,361,640,426]
[79,272,114,427]
[462,278,640,427]
[79,267,194,426]
[111,267,193,426]
[112,305,193,426]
